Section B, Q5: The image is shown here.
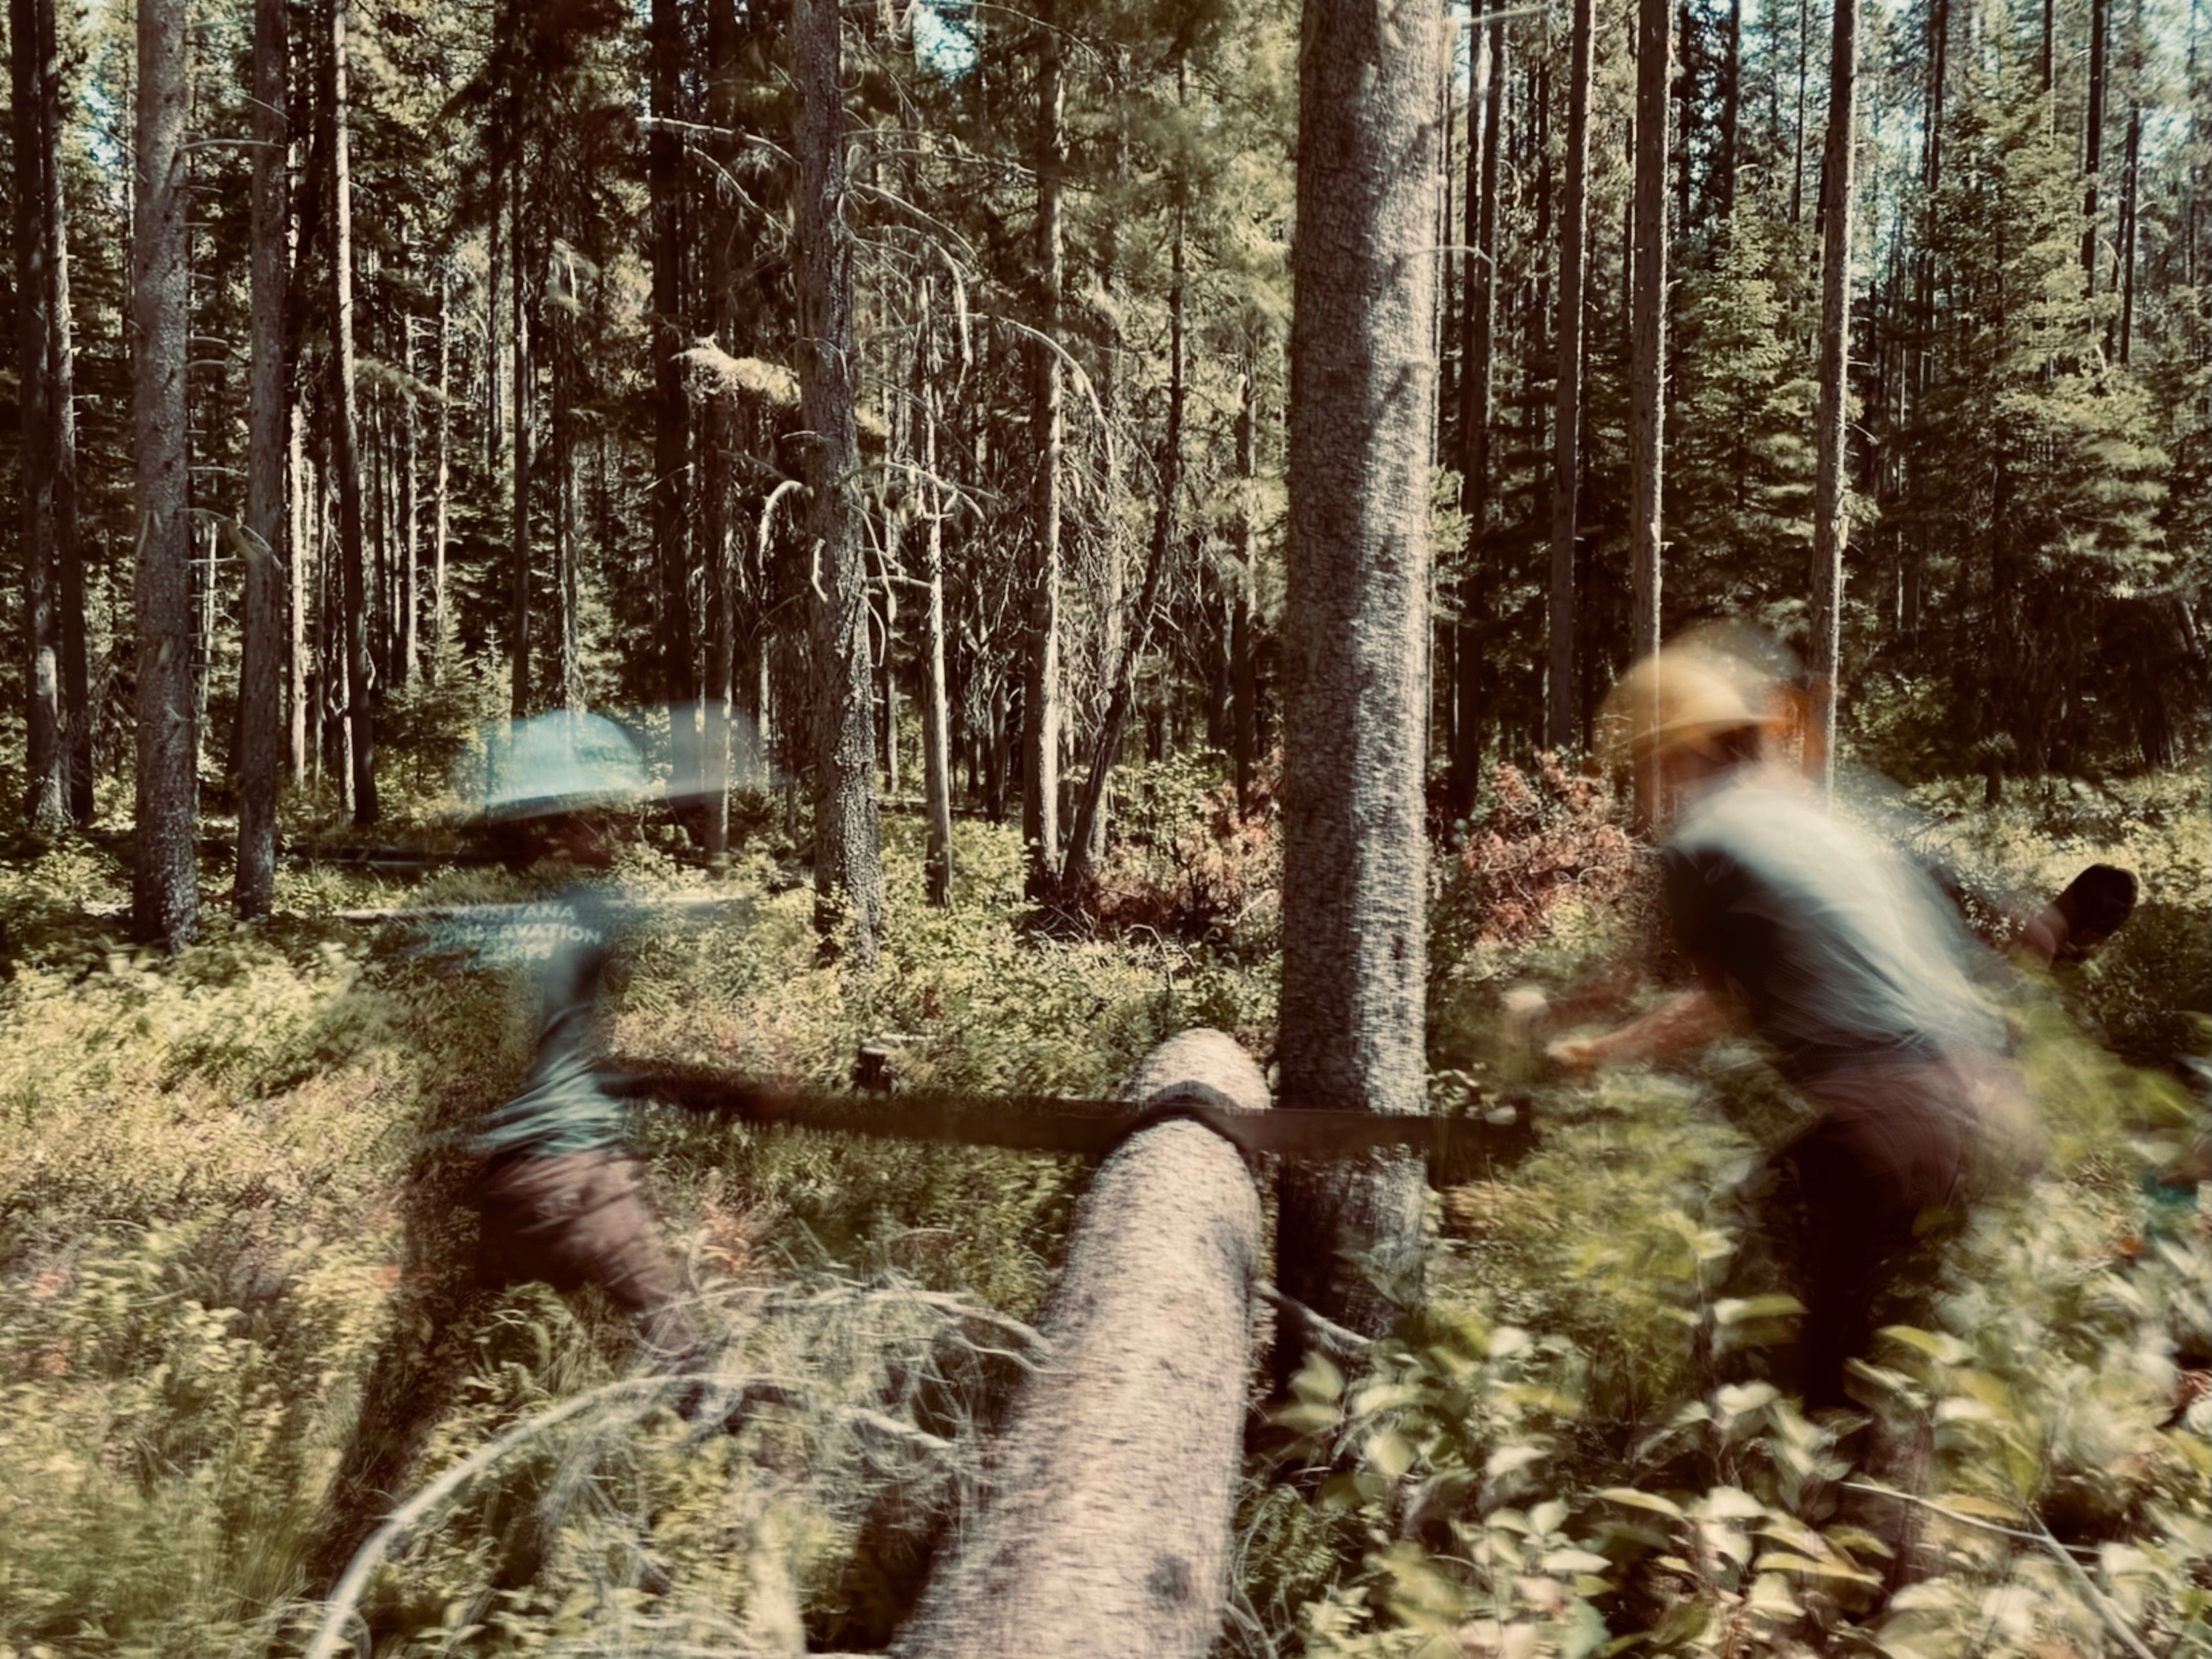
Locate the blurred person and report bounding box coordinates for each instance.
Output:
[464,713,700,1364]
[1548,646,2041,1413]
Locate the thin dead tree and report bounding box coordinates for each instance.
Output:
[330,0,377,822]
[1809,0,1860,791]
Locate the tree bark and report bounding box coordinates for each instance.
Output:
[703,0,740,866]
[431,263,451,676]
[1791,0,1809,225]
[650,0,696,804]
[1276,0,1441,1348]
[2117,94,2140,361]
[893,1030,1270,1659]
[329,0,376,823]
[1630,0,1669,680]
[14,0,65,834]
[38,0,86,826]
[397,281,419,690]
[2084,0,2107,290]
[919,281,955,906]
[1452,0,1503,817]
[1810,0,1860,795]
[1021,2,1066,893]
[795,0,886,956]
[290,403,310,782]
[549,252,581,711]
[238,0,289,917]
[1231,347,1259,815]
[486,181,503,471]
[509,128,531,717]
[1718,0,1740,220]
[132,0,198,944]
[1547,0,1595,752]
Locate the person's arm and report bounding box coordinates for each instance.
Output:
[1545,986,1733,1073]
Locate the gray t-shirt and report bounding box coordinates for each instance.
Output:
[1662,772,2005,1086]
[467,886,629,1158]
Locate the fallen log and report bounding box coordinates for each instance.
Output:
[890,1028,1270,1659]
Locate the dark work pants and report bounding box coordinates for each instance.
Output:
[473,1147,700,1362]
[1769,1048,2017,1410]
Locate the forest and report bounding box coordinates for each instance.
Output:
[1,0,2207,1645]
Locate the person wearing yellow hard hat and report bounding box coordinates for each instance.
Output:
[1552,642,2038,1420]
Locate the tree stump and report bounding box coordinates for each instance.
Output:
[892,1028,1270,1659]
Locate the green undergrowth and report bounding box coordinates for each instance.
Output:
[0,763,2203,1658]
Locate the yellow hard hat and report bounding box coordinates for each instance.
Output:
[1601,649,1772,768]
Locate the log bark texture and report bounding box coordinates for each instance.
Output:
[893,1028,1270,1659]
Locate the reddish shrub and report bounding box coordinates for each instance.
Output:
[1075,757,1283,944]
[1448,754,1638,947]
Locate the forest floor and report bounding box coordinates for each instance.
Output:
[0,757,2204,1658]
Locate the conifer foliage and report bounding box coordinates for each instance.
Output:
[0,0,2202,935]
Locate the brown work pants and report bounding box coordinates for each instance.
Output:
[472,1148,700,1363]
[1760,1047,2035,1590]
[1771,1046,2034,1410]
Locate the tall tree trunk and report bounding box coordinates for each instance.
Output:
[1022,3,1066,892]
[328,0,376,823]
[1275,0,1441,1350]
[1086,56,1128,868]
[39,0,87,826]
[14,0,65,833]
[2117,96,2140,361]
[1674,1,1693,234]
[650,0,696,813]
[1791,0,1809,225]
[1452,0,1502,817]
[1810,0,1860,794]
[132,0,198,943]
[431,263,451,677]
[1547,0,1596,752]
[370,395,390,687]
[550,252,580,711]
[397,288,418,689]
[1231,346,1259,815]
[238,0,289,917]
[290,403,310,782]
[2083,0,2107,290]
[509,130,531,717]
[703,0,740,866]
[919,281,955,906]
[486,185,503,472]
[1718,0,1740,220]
[794,0,885,956]
[1630,0,1669,797]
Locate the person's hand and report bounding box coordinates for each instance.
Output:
[1546,1035,1604,1074]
